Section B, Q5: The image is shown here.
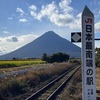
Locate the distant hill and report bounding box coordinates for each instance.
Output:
[0,31,81,59]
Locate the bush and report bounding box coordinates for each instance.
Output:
[42,52,69,63]
[96,48,100,67]
[0,79,25,99]
[69,59,81,65]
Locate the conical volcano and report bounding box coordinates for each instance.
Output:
[0,31,81,59]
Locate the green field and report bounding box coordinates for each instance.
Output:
[0,59,46,68]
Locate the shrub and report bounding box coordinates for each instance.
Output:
[0,79,25,99]
[42,52,69,63]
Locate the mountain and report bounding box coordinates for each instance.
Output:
[0,31,81,59]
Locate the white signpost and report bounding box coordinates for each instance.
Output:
[82,6,96,100]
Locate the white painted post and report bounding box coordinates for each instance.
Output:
[82,6,96,100]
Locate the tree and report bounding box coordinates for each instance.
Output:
[95,48,100,67]
[41,53,48,61]
[42,52,69,63]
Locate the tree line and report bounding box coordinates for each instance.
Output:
[42,52,69,63]
[96,48,100,67]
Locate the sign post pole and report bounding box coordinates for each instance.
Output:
[82,6,96,100]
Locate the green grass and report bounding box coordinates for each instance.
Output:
[0,60,46,68]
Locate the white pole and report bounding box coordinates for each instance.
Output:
[82,6,96,100]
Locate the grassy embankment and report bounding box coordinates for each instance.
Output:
[0,60,79,100]
[56,67,100,100]
[96,67,100,98]
[56,68,82,100]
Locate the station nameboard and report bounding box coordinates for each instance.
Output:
[82,6,96,100]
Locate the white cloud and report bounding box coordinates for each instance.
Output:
[16,7,25,16]
[16,8,28,23]
[36,1,59,21]
[28,0,82,30]
[59,0,73,14]
[0,46,8,55]
[69,13,81,30]
[8,17,13,20]
[0,34,37,55]
[95,22,100,32]
[0,36,18,42]
[0,34,37,43]
[19,18,28,23]
[6,36,18,42]
[29,5,37,11]
[2,31,10,34]
[18,34,37,42]
[95,41,100,48]
[30,11,37,18]
[28,5,37,19]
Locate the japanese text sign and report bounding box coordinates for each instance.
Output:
[82,6,96,100]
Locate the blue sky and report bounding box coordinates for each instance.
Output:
[0,0,100,55]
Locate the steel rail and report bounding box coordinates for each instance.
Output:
[26,65,80,100]
[47,66,80,100]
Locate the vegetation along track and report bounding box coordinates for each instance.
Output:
[26,65,80,100]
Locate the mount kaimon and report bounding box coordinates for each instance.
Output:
[0,31,81,59]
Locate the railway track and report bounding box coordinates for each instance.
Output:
[26,66,80,100]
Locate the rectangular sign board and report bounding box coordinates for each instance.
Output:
[82,6,96,100]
